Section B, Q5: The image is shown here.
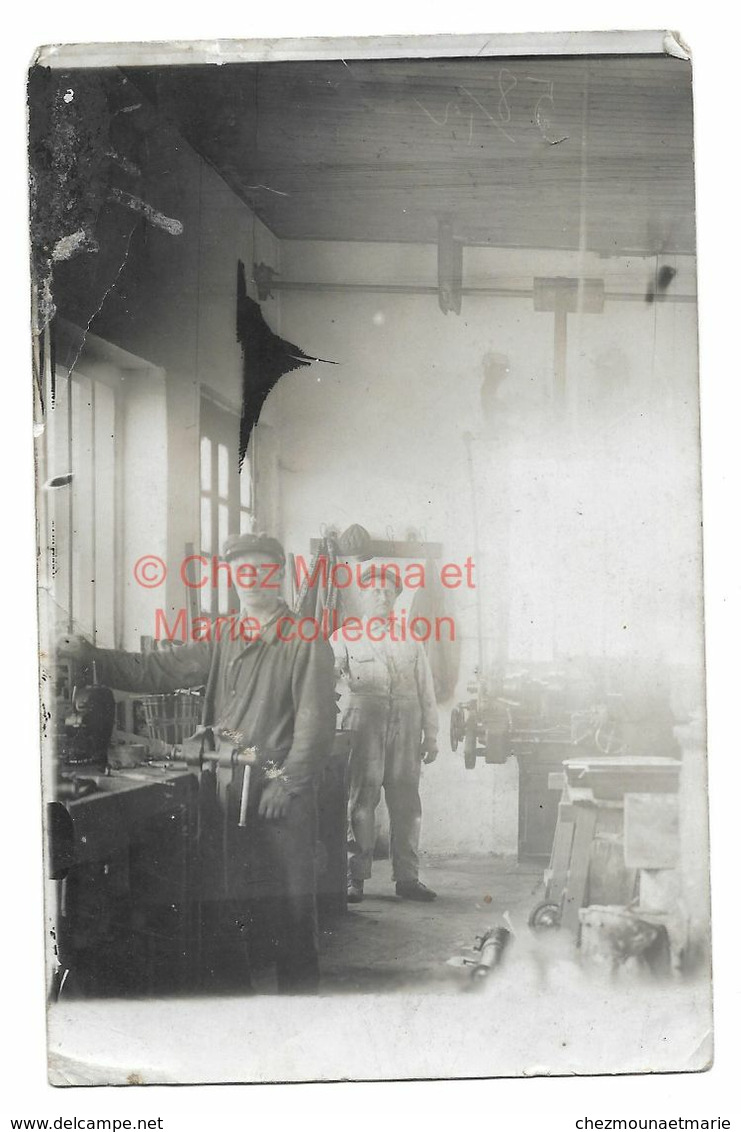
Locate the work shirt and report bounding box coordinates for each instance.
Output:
[332,632,438,740]
[93,603,337,793]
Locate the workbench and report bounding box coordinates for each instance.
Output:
[47,732,353,997]
[48,765,200,997]
[532,755,682,935]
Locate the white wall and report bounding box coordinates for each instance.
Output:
[74,120,281,630]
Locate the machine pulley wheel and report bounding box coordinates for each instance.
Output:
[528,902,562,932]
[595,720,625,755]
[463,738,478,770]
[450,705,466,751]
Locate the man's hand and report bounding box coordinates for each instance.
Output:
[420,737,439,765]
[258,777,292,821]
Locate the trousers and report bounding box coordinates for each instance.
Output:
[199,764,320,994]
[345,694,423,884]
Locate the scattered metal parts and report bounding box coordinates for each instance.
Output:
[448,925,512,981]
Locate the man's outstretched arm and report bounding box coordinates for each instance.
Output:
[57,634,213,694]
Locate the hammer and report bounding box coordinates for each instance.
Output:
[178,732,258,827]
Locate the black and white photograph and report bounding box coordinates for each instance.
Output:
[26,27,713,1086]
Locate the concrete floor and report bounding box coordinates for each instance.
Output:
[317,854,544,994]
[49,854,715,1082]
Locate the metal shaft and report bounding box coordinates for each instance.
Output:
[238,764,251,828]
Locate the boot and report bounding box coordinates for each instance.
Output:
[347,879,365,904]
[396,879,437,902]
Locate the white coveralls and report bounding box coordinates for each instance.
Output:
[333,634,439,884]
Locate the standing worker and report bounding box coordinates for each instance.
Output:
[334,569,440,904]
[58,533,336,994]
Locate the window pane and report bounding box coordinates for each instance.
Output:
[93,383,116,645]
[201,496,212,555]
[217,503,229,611]
[218,502,229,549]
[217,443,229,499]
[71,375,94,638]
[48,372,71,628]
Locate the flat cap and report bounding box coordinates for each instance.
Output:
[358,562,403,592]
[222,532,285,563]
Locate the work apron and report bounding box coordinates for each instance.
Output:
[191,727,320,993]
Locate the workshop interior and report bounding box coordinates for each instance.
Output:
[30,42,709,1014]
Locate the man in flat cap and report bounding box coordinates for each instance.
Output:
[333,566,439,903]
[59,533,336,993]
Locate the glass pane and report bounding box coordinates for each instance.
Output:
[71,375,94,638]
[200,435,211,493]
[48,371,71,626]
[217,503,229,611]
[239,509,252,534]
[217,443,229,500]
[218,502,229,548]
[93,383,116,645]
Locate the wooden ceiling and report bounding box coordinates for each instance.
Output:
[130,54,695,254]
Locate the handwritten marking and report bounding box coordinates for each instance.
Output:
[412,97,455,128]
[458,86,517,144]
[527,78,569,145]
[498,68,517,124]
[412,72,566,147]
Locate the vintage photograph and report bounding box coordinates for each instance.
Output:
[29,30,711,1083]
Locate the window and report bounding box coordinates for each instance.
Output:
[199,393,253,614]
[38,361,118,646]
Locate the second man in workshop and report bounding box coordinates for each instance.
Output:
[333,568,440,904]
